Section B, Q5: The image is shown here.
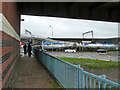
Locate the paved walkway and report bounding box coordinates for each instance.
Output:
[8,54,60,88]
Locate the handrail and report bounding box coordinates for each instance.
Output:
[33,48,120,88]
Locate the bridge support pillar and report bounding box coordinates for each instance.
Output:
[42,40,44,49]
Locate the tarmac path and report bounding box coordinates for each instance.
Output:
[8,54,60,88]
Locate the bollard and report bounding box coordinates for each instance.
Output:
[89,57,90,59]
[96,56,98,60]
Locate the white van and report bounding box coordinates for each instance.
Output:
[65,49,76,53]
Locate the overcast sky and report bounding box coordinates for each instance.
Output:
[21,15,118,38]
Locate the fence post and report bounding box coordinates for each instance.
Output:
[101,75,106,89]
[78,65,80,89]
[82,71,85,88]
[79,67,84,88]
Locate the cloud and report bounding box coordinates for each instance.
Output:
[21,15,118,38]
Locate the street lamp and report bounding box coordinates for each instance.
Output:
[49,25,54,51]
[25,29,32,35]
[49,25,53,38]
[82,30,93,42]
[82,30,94,51]
[25,29,34,44]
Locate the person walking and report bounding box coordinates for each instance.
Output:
[23,44,27,55]
[28,43,32,57]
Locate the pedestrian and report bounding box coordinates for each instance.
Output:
[23,43,27,55]
[28,43,32,57]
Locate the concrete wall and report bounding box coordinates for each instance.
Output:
[0,2,20,88]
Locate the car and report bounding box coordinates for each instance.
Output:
[65,49,76,53]
[97,49,108,53]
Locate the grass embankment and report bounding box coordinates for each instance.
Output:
[59,57,119,69]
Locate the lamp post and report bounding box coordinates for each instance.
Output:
[82,30,93,42]
[25,29,34,45]
[82,30,94,51]
[25,29,31,35]
[49,25,53,38]
[49,25,54,51]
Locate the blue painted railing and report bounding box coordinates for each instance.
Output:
[33,48,120,89]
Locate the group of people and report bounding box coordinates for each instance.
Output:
[23,43,32,57]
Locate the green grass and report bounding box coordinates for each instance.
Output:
[59,57,119,69]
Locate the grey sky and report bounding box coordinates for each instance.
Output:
[21,15,118,38]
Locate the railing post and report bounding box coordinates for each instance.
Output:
[77,65,80,89]
[101,75,106,89]
[79,67,84,88]
[82,71,85,88]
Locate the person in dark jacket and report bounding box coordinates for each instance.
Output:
[28,43,32,57]
[23,44,27,55]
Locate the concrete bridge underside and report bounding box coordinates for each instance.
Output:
[0,2,119,88]
[18,2,119,22]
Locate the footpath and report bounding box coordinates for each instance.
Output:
[8,53,60,88]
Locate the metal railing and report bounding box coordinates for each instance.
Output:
[33,48,120,89]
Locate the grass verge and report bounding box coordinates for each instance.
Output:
[59,57,119,69]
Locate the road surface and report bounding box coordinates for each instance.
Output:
[46,52,119,62]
